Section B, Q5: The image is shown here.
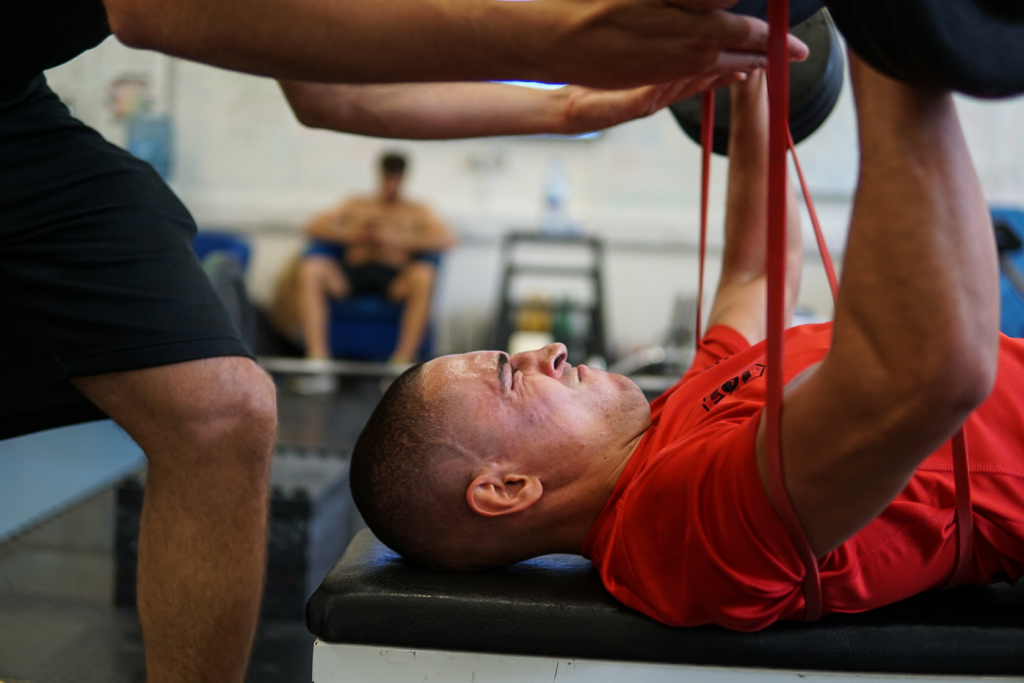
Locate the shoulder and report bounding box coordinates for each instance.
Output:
[591,416,807,629]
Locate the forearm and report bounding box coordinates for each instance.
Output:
[107,0,520,84]
[707,71,802,340]
[764,58,999,555]
[829,58,998,407]
[105,0,806,90]
[305,213,362,244]
[282,81,570,139]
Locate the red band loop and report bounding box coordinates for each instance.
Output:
[765,0,823,622]
[788,131,839,304]
[944,427,974,589]
[695,90,715,341]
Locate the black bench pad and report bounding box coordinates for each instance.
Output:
[307,530,1024,675]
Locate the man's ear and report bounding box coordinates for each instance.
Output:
[466,469,543,518]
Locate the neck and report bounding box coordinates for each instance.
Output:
[537,430,647,556]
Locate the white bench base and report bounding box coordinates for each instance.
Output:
[312,642,1015,683]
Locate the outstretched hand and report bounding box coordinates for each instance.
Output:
[558,73,745,134]
[533,0,808,89]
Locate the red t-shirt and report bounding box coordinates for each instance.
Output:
[582,323,1024,631]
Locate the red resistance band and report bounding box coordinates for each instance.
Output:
[695,1,974,620]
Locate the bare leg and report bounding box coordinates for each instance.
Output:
[73,357,277,683]
[388,261,435,363]
[295,256,348,359]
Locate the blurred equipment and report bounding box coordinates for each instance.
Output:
[609,295,697,400]
[494,232,606,365]
[670,9,844,155]
[193,230,256,352]
[991,208,1024,339]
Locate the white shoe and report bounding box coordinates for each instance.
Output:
[288,373,338,395]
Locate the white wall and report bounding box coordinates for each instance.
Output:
[44,38,1024,356]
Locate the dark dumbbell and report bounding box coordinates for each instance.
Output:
[824,0,1024,99]
[669,9,843,155]
[727,0,823,27]
[727,1,1024,99]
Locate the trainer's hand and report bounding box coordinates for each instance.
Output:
[528,0,808,89]
[558,73,745,134]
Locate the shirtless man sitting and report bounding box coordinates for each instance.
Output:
[349,55,1024,630]
[275,152,454,372]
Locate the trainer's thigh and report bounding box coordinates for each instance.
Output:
[0,76,250,440]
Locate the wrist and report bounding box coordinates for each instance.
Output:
[552,87,576,136]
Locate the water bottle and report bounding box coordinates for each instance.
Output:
[542,158,570,234]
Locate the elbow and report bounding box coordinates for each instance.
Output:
[941,343,997,412]
[904,341,997,423]
[291,104,325,130]
[281,85,325,130]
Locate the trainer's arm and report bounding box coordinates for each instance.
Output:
[756,54,999,556]
[280,76,743,139]
[102,0,807,89]
[390,207,457,252]
[706,69,801,344]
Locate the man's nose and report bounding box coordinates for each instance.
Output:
[511,343,568,378]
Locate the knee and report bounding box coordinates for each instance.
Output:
[169,360,277,473]
[405,262,435,292]
[297,258,325,289]
[298,257,345,298]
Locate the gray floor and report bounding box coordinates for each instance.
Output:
[0,380,382,683]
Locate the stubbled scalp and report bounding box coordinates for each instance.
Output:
[350,362,474,566]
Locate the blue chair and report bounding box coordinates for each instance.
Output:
[304,241,440,362]
[990,207,1024,339]
[193,230,252,272]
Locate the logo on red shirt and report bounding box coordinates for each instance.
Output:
[701,363,766,412]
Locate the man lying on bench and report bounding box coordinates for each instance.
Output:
[349,52,1024,632]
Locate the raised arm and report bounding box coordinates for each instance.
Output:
[103,0,806,89]
[280,77,744,139]
[756,54,999,556]
[705,69,802,344]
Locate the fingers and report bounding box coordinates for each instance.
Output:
[709,71,747,90]
[667,10,810,62]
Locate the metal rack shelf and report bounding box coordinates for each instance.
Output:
[494,232,607,363]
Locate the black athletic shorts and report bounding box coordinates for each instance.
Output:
[304,240,402,297]
[342,262,400,297]
[0,75,252,441]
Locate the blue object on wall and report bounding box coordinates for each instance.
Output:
[127,113,174,180]
[194,231,252,272]
[991,207,1024,339]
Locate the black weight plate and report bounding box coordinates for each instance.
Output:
[825,1,912,84]
[828,0,1024,98]
[669,9,844,155]
[729,0,823,27]
[896,0,1024,98]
